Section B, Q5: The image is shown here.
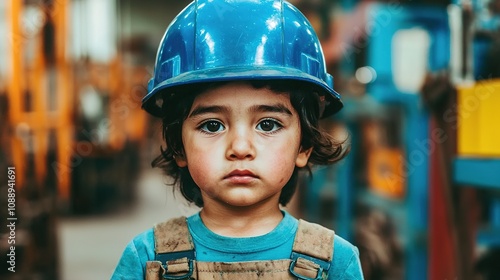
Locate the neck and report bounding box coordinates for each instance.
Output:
[200,202,283,237]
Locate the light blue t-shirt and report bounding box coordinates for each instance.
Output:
[111,211,364,279]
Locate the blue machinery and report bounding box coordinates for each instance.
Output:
[305,3,451,279]
[306,1,500,278]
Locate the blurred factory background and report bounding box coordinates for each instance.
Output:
[0,0,500,279]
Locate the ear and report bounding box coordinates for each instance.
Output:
[175,155,187,167]
[295,147,312,168]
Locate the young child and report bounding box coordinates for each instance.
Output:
[112,0,363,279]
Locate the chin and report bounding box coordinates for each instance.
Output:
[222,194,278,208]
[223,198,259,208]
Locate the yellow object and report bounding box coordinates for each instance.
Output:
[457,79,500,157]
[367,148,405,199]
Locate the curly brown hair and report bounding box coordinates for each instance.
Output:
[151,80,348,207]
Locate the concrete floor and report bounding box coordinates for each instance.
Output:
[57,169,199,280]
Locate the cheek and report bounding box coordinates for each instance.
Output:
[186,149,210,172]
[184,142,222,184]
[267,144,299,180]
[186,157,211,191]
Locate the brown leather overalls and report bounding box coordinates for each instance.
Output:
[145,217,335,280]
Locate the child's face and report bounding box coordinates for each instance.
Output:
[175,82,311,209]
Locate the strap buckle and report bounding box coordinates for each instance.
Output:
[289,252,331,280]
[162,259,194,280]
[156,250,195,280]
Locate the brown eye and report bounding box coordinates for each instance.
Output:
[257,119,282,132]
[200,121,224,133]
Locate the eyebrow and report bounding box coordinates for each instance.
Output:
[188,105,229,118]
[249,104,293,116]
[188,103,293,118]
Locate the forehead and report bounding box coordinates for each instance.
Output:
[191,82,293,108]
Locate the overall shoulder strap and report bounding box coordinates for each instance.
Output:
[154,216,194,254]
[289,219,335,280]
[150,216,195,280]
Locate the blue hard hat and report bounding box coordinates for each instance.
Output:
[142,0,342,117]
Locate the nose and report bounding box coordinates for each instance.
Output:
[226,126,255,160]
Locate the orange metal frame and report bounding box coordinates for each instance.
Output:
[6,0,73,200]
